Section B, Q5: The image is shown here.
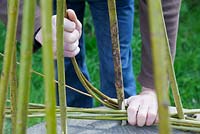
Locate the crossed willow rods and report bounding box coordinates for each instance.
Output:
[0,0,200,134]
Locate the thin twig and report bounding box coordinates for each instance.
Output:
[0,52,92,98]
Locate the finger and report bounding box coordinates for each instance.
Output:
[64,18,76,32]
[76,19,82,36]
[127,97,140,126]
[64,29,80,43]
[137,102,148,127]
[146,106,157,126]
[67,9,82,35]
[64,40,79,52]
[154,114,159,124]
[64,47,80,57]
[125,96,138,106]
[67,9,77,22]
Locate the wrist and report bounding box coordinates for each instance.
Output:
[140,86,156,96]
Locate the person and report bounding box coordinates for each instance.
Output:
[0,0,181,127]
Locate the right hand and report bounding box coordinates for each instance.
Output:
[125,87,159,127]
[35,9,82,58]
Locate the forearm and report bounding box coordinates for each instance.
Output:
[137,0,181,89]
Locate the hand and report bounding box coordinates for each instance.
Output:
[35,9,82,58]
[125,87,159,126]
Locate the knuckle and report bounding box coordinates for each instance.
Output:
[127,107,138,113]
[67,34,76,43]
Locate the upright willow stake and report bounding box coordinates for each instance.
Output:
[0,0,19,132]
[15,0,36,133]
[107,0,125,111]
[147,0,171,134]
[56,0,67,133]
[9,45,17,134]
[161,8,184,119]
[40,0,57,133]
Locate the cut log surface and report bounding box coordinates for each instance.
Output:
[27,119,195,134]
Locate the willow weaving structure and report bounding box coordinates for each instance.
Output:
[0,0,200,134]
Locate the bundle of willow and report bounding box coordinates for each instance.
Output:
[4,103,200,132]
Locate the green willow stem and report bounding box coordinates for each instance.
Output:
[6,114,128,121]
[171,109,200,116]
[5,107,127,115]
[71,57,118,109]
[15,0,36,133]
[147,0,171,134]
[40,0,57,133]
[157,0,184,119]
[171,125,200,133]
[170,118,200,127]
[0,0,19,132]
[80,72,118,107]
[161,9,185,120]
[0,52,92,97]
[56,0,67,133]
[9,45,17,134]
[107,0,125,111]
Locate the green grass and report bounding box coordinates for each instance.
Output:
[0,1,200,132]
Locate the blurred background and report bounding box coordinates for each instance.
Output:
[0,0,199,131]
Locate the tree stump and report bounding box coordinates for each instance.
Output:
[27,119,196,134]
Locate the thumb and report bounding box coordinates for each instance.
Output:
[66,9,78,22]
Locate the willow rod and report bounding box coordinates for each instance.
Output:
[0,0,19,132]
[107,0,125,111]
[56,0,67,133]
[9,45,17,134]
[5,106,127,114]
[161,7,184,119]
[71,57,118,109]
[147,0,171,134]
[80,71,118,106]
[15,0,36,134]
[40,0,57,133]
[0,52,92,97]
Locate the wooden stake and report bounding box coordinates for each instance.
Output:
[107,0,125,111]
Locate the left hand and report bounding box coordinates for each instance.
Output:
[125,87,159,127]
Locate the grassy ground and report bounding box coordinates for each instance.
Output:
[0,0,200,132]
